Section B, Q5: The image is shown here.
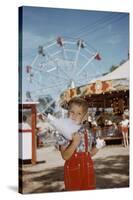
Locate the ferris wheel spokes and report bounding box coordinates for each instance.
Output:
[49,72,69,82]
[44,48,72,80]
[49,50,62,59]
[78,52,90,61]
[42,41,57,51]
[75,53,97,78]
[31,54,39,67]
[63,41,76,45]
[62,45,68,61]
[30,78,68,95]
[84,46,95,55]
[72,40,82,76]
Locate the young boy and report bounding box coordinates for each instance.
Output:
[57,97,102,191]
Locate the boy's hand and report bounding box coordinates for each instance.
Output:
[72,132,81,146]
[96,138,106,149]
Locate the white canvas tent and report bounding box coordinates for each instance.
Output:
[90,60,129,83]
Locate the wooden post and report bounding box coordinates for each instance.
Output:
[31,104,37,165]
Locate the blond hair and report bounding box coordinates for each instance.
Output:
[68,97,88,113]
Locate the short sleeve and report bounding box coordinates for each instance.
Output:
[56,132,70,147]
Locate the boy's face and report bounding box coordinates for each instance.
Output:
[68,104,87,124]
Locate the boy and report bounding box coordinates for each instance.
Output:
[58,97,103,191]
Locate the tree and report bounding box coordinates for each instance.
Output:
[109,59,126,73]
[109,65,119,72]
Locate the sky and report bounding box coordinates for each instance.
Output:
[20,6,129,102]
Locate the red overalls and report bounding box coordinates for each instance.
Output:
[64,130,96,191]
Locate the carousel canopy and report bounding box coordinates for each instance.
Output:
[60,59,129,109]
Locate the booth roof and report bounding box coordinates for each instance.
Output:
[19,102,39,105]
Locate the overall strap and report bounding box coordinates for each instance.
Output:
[84,129,89,152]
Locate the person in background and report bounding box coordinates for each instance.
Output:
[119,114,129,147]
[95,108,101,117]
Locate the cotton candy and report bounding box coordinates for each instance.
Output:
[47,114,81,140]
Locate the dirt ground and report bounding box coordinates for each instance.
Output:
[19,144,129,194]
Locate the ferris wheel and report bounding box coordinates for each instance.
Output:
[25,36,101,113]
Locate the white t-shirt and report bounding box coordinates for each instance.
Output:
[120,119,129,127]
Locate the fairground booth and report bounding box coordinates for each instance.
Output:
[19,102,39,165]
